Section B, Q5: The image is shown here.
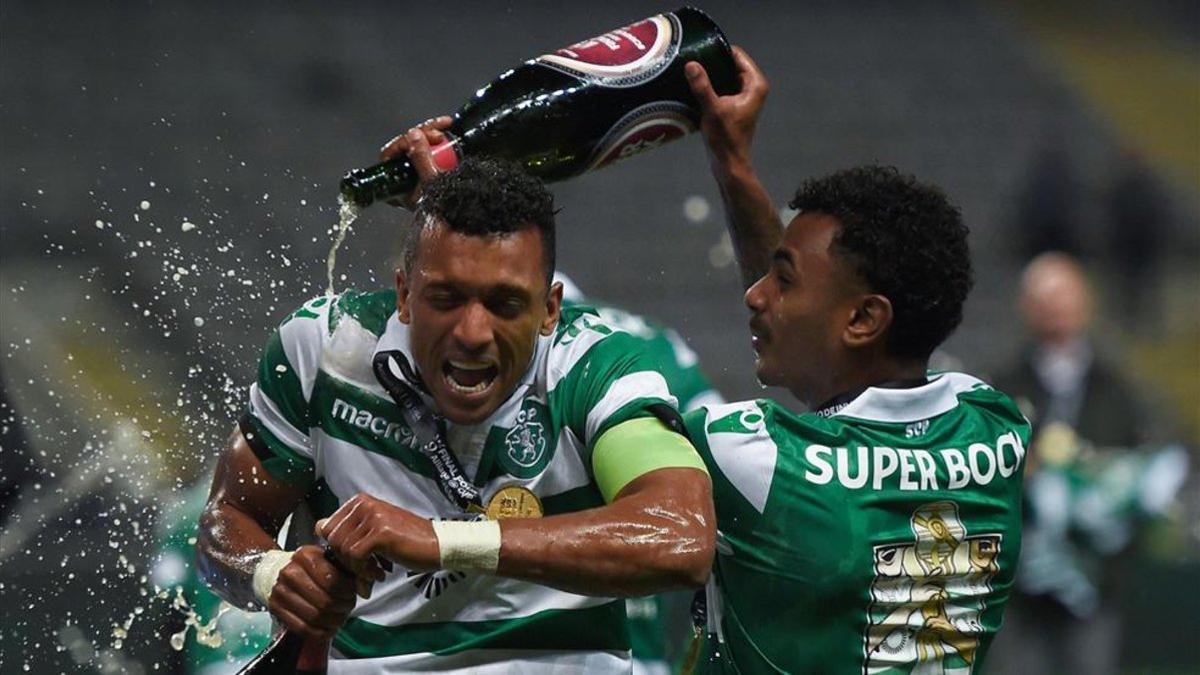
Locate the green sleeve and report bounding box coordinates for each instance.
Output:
[592,417,708,503]
[243,298,327,485]
[550,328,678,450]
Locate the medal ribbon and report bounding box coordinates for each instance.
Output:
[373,351,485,514]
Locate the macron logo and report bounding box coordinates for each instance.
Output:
[331,398,413,446]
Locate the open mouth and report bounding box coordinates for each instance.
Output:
[442,359,499,397]
[748,323,768,354]
[750,335,763,354]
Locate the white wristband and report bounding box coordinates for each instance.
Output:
[431,520,502,573]
[252,549,295,606]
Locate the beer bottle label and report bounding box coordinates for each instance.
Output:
[586,101,695,171]
[536,13,682,88]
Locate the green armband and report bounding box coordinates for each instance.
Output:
[592,417,708,503]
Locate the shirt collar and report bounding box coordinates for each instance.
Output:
[822,372,989,424]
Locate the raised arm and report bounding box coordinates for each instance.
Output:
[686,47,782,289]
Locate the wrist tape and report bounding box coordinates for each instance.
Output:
[431,520,501,573]
[252,549,295,606]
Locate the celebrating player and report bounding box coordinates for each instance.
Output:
[196,154,715,673]
[678,48,1030,673]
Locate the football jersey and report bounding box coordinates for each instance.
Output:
[685,373,1030,674]
[560,295,722,413]
[242,289,679,673]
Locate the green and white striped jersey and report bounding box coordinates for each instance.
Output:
[242,289,680,673]
[557,274,722,415]
[685,373,1029,675]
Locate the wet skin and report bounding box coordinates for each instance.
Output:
[397,221,561,425]
[745,212,917,408]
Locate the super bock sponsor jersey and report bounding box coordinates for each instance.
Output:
[685,373,1029,675]
[242,289,679,673]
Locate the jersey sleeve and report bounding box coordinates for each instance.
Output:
[684,400,782,527]
[241,295,333,485]
[548,311,680,453]
[590,303,722,413]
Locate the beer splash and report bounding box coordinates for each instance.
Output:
[326,194,361,296]
[165,586,232,651]
[3,181,316,670]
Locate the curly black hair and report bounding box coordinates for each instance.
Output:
[406,157,557,284]
[789,165,973,360]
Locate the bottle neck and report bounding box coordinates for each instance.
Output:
[339,136,461,208]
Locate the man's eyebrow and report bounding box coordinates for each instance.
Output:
[487,283,534,300]
[424,280,533,300]
[772,248,797,269]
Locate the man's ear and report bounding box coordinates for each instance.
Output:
[541,281,564,336]
[844,294,893,349]
[396,268,412,324]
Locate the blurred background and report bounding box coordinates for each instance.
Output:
[1,0,1197,672]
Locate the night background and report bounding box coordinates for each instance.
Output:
[2,1,1197,672]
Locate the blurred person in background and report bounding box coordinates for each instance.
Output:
[988,252,1188,675]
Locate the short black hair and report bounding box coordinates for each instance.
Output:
[406,157,557,285]
[789,165,973,360]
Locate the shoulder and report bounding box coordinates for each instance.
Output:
[271,288,391,346]
[684,398,833,447]
[273,287,392,344]
[683,400,806,514]
[944,371,1031,432]
[268,288,393,388]
[330,288,397,337]
[545,303,653,387]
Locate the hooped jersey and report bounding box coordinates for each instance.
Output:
[686,373,1029,675]
[242,289,681,673]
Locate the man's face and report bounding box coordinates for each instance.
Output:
[397,221,561,425]
[1019,257,1092,347]
[743,213,868,406]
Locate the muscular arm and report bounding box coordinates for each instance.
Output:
[199,426,366,641]
[710,160,783,289]
[196,426,309,609]
[686,47,782,289]
[497,465,714,597]
[319,419,715,598]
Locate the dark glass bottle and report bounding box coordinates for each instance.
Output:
[340,6,737,208]
[236,631,328,675]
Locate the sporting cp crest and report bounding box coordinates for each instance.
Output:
[863,501,1001,675]
[499,399,554,478]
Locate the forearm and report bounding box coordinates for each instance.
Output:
[196,427,306,609]
[709,156,783,288]
[495,468,714,597]
[196,501,284,609]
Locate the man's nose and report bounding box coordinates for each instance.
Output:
[452,301,494,352]
[744,275,768,313]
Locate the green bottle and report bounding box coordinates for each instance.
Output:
[340,6,737,208]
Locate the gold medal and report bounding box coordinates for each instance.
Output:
[485,485,543,520]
